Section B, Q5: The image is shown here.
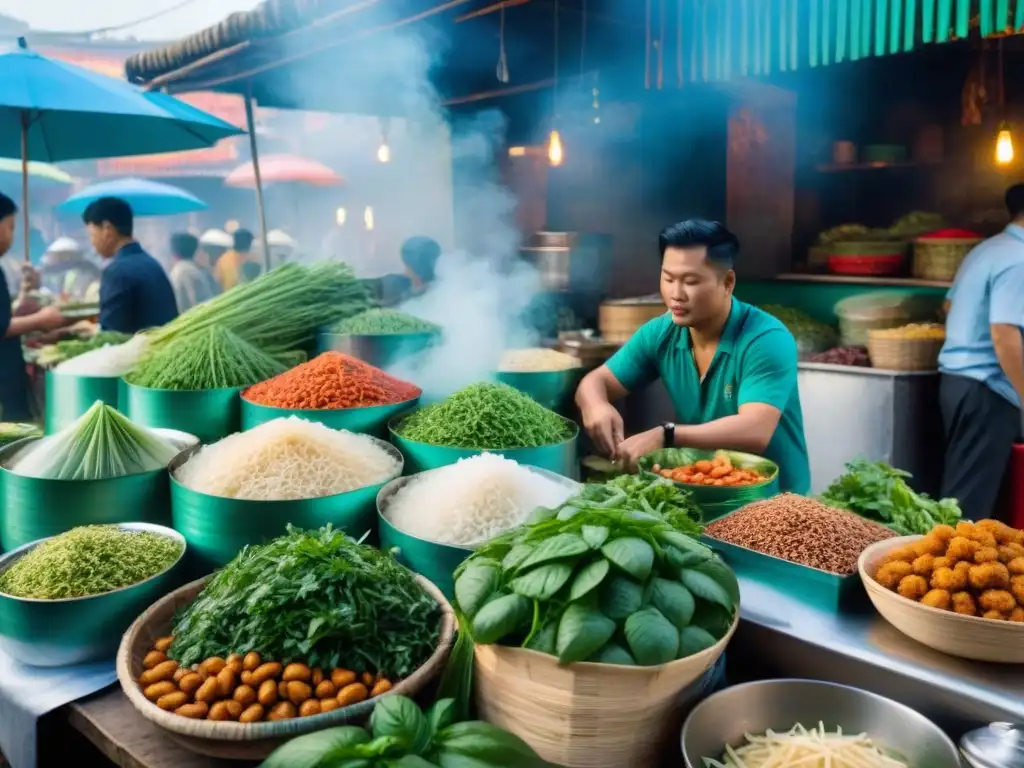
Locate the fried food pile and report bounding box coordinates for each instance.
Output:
[874,519,1024,621]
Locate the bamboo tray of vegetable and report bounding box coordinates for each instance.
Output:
[118,552,456,759]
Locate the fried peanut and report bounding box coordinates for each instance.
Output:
[143,650,167,670]
[143,681,177,702]
[154,636,174,653]
[175,702,209,719]
[282,663,311,683]
[156,691,189,711]
[257,679,278,706]
[287,681,312,705]
[249,662,282,686]
[209,700,243,721]
[139,660,178,686]
[319,698,339,713]
[233,685,257,707]
[311,667,324,686]
[331,668,356,688]
[370,679,393,697]
[239,703,264,723]
[299,699,321,717]
[242,652,261,671]
[215,667,237,698]
[199,657,227,678]
[361,672,374,687]
[268,701,297,721]
[195,676,220,704]
[178,673,203,696]
[336,683,368,707]
[314,681,336,698]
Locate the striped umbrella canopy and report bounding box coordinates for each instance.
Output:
[224,154,343,188]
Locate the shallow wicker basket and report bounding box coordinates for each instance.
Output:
[117,575,456,760]
[859,536,1024,664]
[912,237,980,281]
[867,331,943,371]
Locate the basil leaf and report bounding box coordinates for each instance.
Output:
[426,699,456,738]
[556,603,616,664]
[649,578,696,629]
[680,569,734,612]
[388,757,439,768]
[510,562,574,600]
[678,625,718,657]
[501,544,534,572]
[454,565,500,620]
[657,529,711,556]
[370,695,431,753]
[470,594,532,645]
[518,534,589,570]
[581,525,610,549]
[588,642,636,666]
[437,721,547,767]
[260,726,370,768]
[691,556,741,606]
[665,545,712,572]
[524,619,557,654]
[598,574,644,621]
[601,537,655,581]
[568,558,610,601]
[624,607,680,666]
[691,603,734,640]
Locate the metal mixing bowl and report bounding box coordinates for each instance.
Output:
[681,679,961,767]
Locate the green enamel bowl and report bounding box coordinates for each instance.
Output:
[0,429,199,552]
[240,393,421,439]
[122,382,243,444]
[0,522,186,667]
[376,466,581,599]
[44,370,121,434]
[169,438,404,574]
[389,413,580,479]
[495,368,582,412]
[316,331,440,368]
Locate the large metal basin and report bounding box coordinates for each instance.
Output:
[316,331,439,369]
[122,381,243,444]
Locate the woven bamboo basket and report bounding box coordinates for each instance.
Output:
[474,616,737,768]
[117,575,456,760]
[912,237,980,281]
[598,300,665,344]
[867,331,943,371]
[859,536,1024,663]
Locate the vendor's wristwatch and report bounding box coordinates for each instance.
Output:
[662,422,676,449]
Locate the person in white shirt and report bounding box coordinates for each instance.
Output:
[168,233,218,313]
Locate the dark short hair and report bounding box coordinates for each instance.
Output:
[1006,184,1024,219]
[82,197,133,237]
[171,233,199,260]
[233,229,254,251]
[658,219,739,269]
[400,236,442,283]
[0,192,16,221]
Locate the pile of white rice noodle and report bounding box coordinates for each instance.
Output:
[385,453,576,547]
[175,417,400,500]
[499,348,581,373]
[55,334,150,377]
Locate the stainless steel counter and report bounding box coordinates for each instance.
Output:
[730,577,1023,736]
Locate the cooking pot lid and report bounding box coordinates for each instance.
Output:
[961,723,1024,768]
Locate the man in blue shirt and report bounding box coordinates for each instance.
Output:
[939,184,1024,520]
[83,197,178,334]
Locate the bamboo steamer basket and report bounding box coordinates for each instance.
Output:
[912,237,981,281]
[599,299,665,344]
[118,575,456,760]
[859,536,1024,663]
[867,329,943,371]
[474,616,737,767]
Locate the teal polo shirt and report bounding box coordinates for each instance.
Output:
[605,298,810,494]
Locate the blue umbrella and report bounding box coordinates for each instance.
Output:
[57,178,207,217]
[0,37,243,258]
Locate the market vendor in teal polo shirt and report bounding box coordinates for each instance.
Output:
[575,219,811,493]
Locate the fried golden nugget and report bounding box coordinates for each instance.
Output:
[931,524,957,542]
[954,560,972,578]
[974,546,1000,564]
[999,544,1024,562]
[897,574,929,601]
[914,535,947,557]
[969,562,1011,591]
[876,561,914,589]
[978,589,1017,614]
[884,545,919,564]
[912,554,936,576]
[1010,607,1024,622]
[978,519,1018,544]
[921,589,952,610]
[951,591,978,616]
[931,566,967,591]
[1008,557,1024,575]
[947,536,979,561]
[982,610,1007,621]
[1011,575,1024,605]
[956,521,978,536]
[932,556,955,569]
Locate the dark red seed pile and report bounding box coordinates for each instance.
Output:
[705,493,897,575]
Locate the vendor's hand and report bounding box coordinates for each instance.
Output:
[616,427,664,472]
[34,306,67,331]
[581,401,624,458]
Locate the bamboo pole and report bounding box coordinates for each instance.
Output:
[243,91,271,272]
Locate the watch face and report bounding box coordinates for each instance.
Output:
[663,422,676,430]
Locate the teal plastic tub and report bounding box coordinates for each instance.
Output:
[122,382,243,444]
[240,394,420,439]
[495,369,582,412]
[388,414,580,479]
[44,370,121,434]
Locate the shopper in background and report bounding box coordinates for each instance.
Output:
[38,237,101,301]
[377,236,442,306]
[168,232,219,313]
[214,228,254,291]
[83,197,178,334]
[0,193,67,420]
[198,228,232,271]
[938,183,1024,520]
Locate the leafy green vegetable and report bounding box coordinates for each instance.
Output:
[333,308,440,336]
[36,330,132,368]
[598,574,644,621]
[568,558,609,601]
[601,537,655,581]
[471,594,531,645]
[678,626,718,656]
[454,565,500,620]
[820,459,962,535]
[0,422,41,448]
[168,525,439,677]
[624,607,679,665]
[510,563,574,600]
[649,578,696,629]
[589,642,636,665]
[679,569,734,612]
[555,603,616,664]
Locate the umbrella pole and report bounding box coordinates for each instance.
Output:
[243,91,271,272]
[20,112,29,263]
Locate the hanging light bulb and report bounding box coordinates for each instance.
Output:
[364,206,375,231]
[335,207,347,226]
[996,125,1014,165]
[547,130,564,166]
[377,117,391,163]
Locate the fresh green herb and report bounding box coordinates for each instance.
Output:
[396,383,573,449]
[8,401,182,480]
[451,480,736,667]
[126,325,294,390]
[36,331,132,368]
[167,525,440,678]
[333,308,440,335]
[259,696,552,768]
[820,459,962,535]
[758,305,837,353]
[0,525,182,599]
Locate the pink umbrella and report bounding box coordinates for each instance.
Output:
[224,154,343,187]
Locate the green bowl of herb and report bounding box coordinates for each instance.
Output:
[0,523,186,667]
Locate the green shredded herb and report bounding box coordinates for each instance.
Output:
[0,525,182,599]
[167,525,441,678]
[36,331,132,368]
[396,382,573,449]
[333,308,440,335]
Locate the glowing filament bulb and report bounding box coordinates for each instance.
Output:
[364,206,374,231]
[996,129,1014,165]
[377,141,391,163]
[547,130,563,166]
